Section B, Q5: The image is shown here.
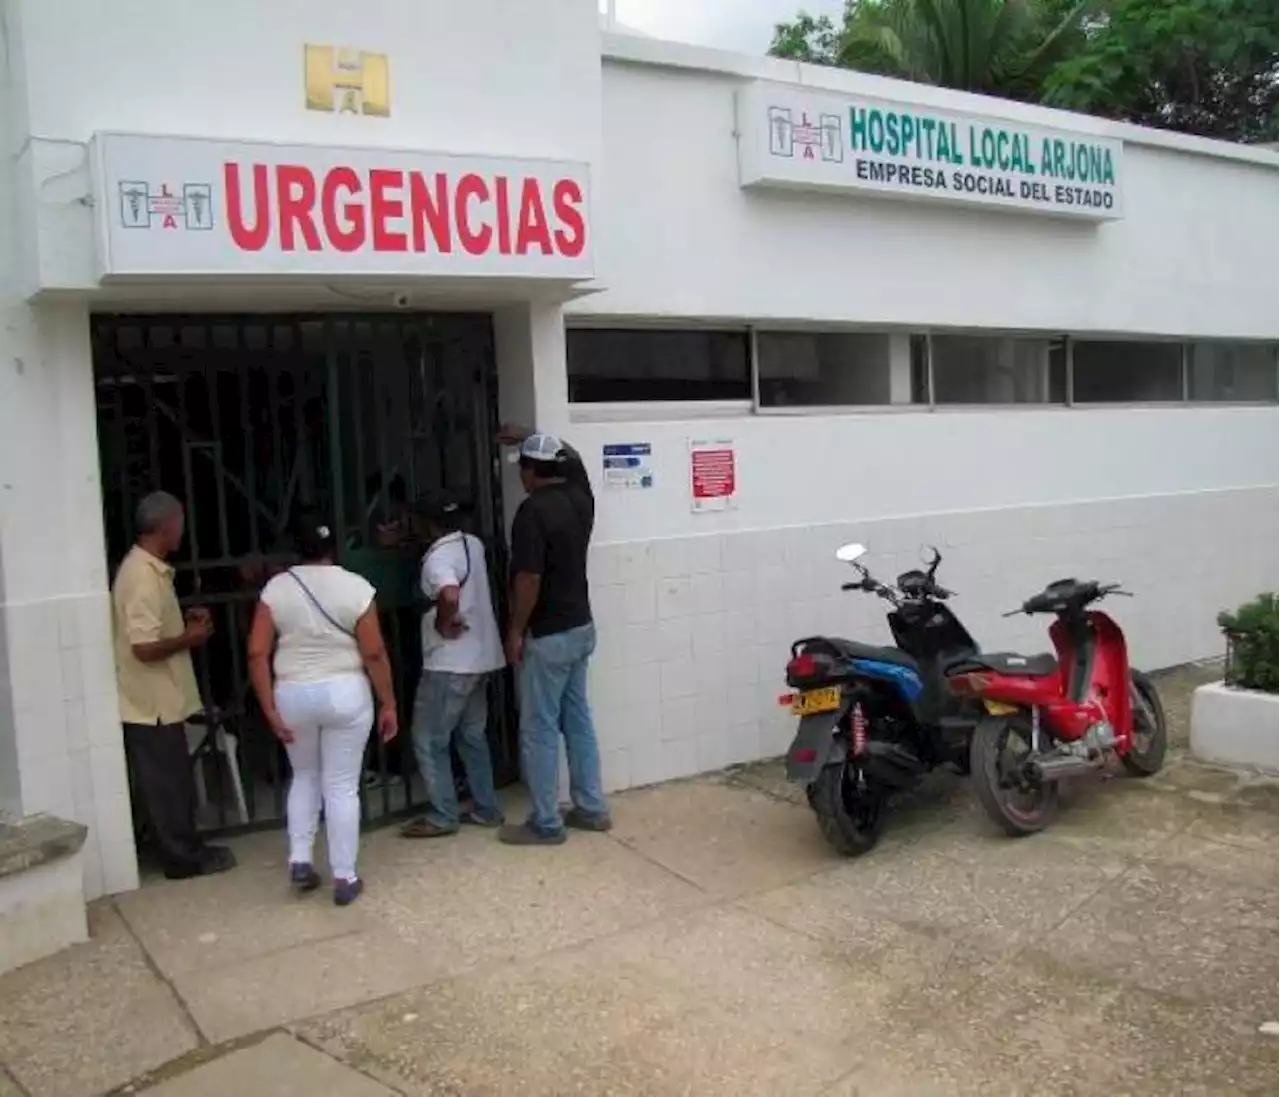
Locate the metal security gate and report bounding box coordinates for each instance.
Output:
[92,313,515,833]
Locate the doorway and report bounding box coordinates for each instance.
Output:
[92,312,516,833]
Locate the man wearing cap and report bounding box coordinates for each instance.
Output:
[498,426,611,844]
[399,492,506,837]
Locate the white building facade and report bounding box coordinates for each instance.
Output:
[1,0,1275,900]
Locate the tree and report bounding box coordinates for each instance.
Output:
[1042,0,1278,141]
[769,0,1089,103]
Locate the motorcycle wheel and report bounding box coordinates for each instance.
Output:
[1121,670,1167,777]
[970,715,1058,837]
[810,762,884,857]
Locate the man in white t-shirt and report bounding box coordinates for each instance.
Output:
[400,493,506,838]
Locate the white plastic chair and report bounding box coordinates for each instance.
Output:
[185,716,249,825]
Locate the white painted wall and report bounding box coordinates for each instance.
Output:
[576,51,1278,339]
[10,0,603,294]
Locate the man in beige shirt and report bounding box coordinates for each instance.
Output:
[113,492,234,879]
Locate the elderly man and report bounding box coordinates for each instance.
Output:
[113,491,235,879]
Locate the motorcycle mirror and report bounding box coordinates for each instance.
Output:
[920,544,941,569]
[835,542,867,564]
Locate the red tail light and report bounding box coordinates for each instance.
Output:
[786,654,820,679]
[791,747,817,763]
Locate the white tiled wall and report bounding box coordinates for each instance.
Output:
[585,486,1278,793]
[0,592,138,898]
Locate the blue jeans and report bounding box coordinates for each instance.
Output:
[519,623,608,835]
[410,671,501,829]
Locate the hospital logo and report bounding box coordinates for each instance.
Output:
[118,182,214,230]
[768,107,843,163]
[304,44,390,117]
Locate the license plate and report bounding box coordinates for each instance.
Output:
[792,686,842,716]
[984,700,1019,716]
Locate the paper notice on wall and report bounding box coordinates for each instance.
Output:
[602,442,653,490]
[689,438,736,512]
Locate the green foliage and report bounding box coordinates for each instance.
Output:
[770,0,1090,101]
[1218,593,1279,694]
[769,0,1279,141]
[1042,0,1278,141]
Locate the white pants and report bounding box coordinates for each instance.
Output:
[276,674,373,882]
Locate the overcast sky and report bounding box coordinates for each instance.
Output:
[611,0,846,55]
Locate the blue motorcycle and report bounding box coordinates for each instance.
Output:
[782,543,982,856]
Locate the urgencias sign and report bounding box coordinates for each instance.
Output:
[736,82,1124,221]
[92,133,593,279]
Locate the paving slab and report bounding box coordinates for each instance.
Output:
[607,778,849,897]
[143,1033,395,1097]
[825,946,1278,1097]
[170,817,704,1043]
[0,904,197,1097]
[1038,854,1279,1020]
[301,903,875,1097]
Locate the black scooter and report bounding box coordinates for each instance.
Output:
[782,544,984,856]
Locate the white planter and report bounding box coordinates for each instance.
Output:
[1190,681,1280,773]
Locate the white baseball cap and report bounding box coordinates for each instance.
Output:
[509,432,565,463]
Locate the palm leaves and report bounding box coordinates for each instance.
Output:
[775,0,1090,102]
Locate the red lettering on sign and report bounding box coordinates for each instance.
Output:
[408,171,452,254]
[455,174,491,256]
[552,178,585,258]
[219,162,587,262]
[276,165,321,251]
[494,176,512,255]
[515,178,552,255]
[368,169,407,252]
[224,163,271,251]
[320,167,365,252]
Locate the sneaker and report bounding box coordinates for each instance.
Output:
[498,822,567,846]
[333,877,364,907]
[460,810,504,829]
[562,807,613,833]
[290,862,321,892]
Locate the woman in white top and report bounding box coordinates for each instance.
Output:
[248,515,399,906]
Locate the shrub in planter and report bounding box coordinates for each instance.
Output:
[1217,593,1278,694]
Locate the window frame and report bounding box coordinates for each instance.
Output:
[564,320,754,408]
[562,318,1278,419]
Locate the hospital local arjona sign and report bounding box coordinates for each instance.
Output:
[736,82,1124,221]
[92,133,593,279]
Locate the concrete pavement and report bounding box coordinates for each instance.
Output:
[0,666,1275,1096]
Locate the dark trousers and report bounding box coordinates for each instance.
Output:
[123,721,207,876]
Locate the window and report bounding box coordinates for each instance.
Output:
[756,332,927,407]
[1070,340,1184,403]
[566,329,750,403]
[930,335,1066,405]
[1187,341,1279,402]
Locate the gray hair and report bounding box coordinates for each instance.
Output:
[135,491,184,535]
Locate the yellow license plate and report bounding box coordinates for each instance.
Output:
[792,686,842,716]
[984,700,1019,716]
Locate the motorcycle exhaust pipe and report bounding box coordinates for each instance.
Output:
[1022,753,1099,784]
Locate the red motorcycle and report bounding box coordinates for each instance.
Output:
[946,578,1167,835]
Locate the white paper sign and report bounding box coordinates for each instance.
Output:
[602,442,653,490]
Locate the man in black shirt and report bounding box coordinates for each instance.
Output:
[498,428,611,844]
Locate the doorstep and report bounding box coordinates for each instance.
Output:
[0,814,90,975]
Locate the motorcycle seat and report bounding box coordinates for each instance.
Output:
[808,637,920,670]
[948,652,1058,677]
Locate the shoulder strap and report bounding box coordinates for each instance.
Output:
[421,534,472,608]
[285,569,357,638]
